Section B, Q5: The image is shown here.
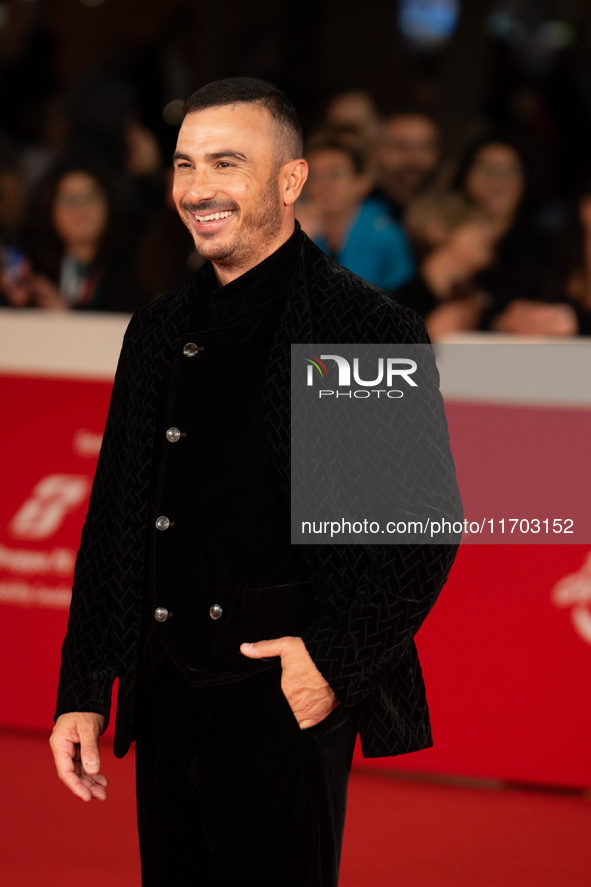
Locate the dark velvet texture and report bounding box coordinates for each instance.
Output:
[141,227,310,684]
[55,229,460,760]
[135,657,357,886]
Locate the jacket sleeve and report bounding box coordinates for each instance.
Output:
[301,542,458,707]
[54,314,140,726]
[300,297,462,706]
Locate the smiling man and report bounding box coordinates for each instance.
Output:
[172,99,298,277]
[50,78,459,887]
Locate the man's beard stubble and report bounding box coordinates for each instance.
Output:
[181,175,283,267]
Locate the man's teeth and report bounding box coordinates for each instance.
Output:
[195,210,234,222]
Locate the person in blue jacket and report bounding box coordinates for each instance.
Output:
[299,129,415,293]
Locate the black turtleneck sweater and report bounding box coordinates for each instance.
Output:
[142,225,313,685]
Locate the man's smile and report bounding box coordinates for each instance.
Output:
[193,209,236,223]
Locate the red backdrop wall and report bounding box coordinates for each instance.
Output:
[1,314,589,788]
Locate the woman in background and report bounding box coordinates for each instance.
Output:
[456,138,579,335]
[1,158,141,311]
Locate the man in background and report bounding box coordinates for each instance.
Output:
[372,112,441,221]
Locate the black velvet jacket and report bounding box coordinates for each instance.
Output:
[55,230,460,759]
[143,228,311,684]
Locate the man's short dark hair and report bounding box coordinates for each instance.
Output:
[183,77,303,162]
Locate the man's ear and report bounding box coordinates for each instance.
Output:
[281,159,308,206]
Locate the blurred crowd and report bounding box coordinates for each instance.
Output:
[0,68,199,314]
[299,89,591,339]
[2,75,591,339]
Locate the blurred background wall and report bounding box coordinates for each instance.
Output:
[2,0,591,186]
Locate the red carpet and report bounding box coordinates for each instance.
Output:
[2,728,590,886]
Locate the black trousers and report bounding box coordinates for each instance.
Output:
[135,655,358,886]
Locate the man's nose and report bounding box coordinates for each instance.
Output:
[187,167,217,201]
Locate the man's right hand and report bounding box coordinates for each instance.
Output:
[49,712,107,801]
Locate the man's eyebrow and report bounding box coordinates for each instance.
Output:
[206,151,248,162]
[172,150,248,164]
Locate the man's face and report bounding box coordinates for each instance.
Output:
[172,104,288,276]
[374,115,439,202]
